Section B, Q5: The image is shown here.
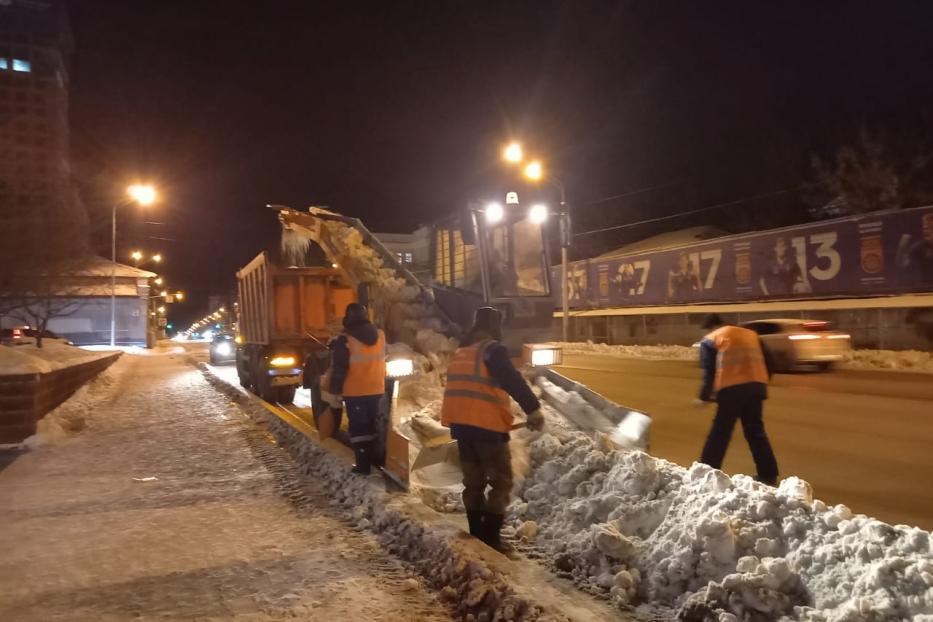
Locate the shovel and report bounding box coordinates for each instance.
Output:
[410,419,527,472]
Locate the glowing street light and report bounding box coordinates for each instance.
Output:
[112,183,158,346]
[127,184,157,206]
[152,253,162,263]
[503,142,523,163]
[154,277,163,285]
[157,305,166,314]
[130,250,143,261]
[523,160,543,182]
[174,291,184,301]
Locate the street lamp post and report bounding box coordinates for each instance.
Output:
[111,185,156,347]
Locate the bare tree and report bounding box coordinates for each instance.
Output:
[808,131,933,217]
[0,188,90,348]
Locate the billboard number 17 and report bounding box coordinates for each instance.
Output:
[687,249,722,290]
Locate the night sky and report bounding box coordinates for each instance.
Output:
[67,1,933,328]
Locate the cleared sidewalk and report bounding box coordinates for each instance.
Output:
[0,351,452,621]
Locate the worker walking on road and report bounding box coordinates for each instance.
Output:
[697,313,779,486]
[441,307,544,552]
[322,303,386,475]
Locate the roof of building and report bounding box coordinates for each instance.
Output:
[69,256,157,279]
[596,226,728,259]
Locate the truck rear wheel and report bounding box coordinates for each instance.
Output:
[276,386,297,404]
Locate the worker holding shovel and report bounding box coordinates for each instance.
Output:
[322,303,386,475]
[441,307,544,552]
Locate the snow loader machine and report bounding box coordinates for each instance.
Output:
[267,201,649,489]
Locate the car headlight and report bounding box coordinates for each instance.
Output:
[215,342,232,356]
[269,355,297,367]
[386,358,414,378]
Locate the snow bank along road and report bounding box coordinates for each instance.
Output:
[554,353,933,530]
[0,351,455,621]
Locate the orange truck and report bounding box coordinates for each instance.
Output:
[234,251,355,403]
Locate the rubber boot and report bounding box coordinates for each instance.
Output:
[466,511,485,538]
[483,513,516,556]
[351,442,372,475]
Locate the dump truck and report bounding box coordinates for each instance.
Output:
[234,251,356,403]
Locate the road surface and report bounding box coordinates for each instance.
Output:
[0,350,453,622]
[555,354,933,531]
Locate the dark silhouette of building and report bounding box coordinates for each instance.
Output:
[0,0,73,212]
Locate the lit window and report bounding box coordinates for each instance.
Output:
[404,252,413,263]
[12,59,31,73]
[0,58,7,70]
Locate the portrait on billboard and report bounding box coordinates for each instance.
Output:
[667,252,701,301]
[758,236,808,296]
[895,211,933,287]
[612,263,638,298]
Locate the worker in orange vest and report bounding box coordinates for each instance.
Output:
[322,303,386,475]
[441,307,544,552]
[697,313,779,485]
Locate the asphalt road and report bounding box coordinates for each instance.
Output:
[555,354,933,531]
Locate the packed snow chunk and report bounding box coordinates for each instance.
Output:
[592,522,637,560]
[778,476,814,504]
[515,520,539,543]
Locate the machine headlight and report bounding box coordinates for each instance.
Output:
[386,358,415,378]
[215,341,232,356]
[529,203,548,224]
[524,346,562,367]
[269,355,297,367]
[485,202,504,224]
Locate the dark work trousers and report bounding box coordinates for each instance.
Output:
[700,391,779,483]
[344,395,381,447]
[458,439,513,515]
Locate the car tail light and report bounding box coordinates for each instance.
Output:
[12,329,22,339]
[802,321,832,331]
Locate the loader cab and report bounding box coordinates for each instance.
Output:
[430,195,555,353]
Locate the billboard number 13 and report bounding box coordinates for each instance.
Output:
[791,232,841,281]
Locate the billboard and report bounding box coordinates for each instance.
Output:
[555,205,933,308]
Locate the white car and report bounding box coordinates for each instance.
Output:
[741,319,852,371]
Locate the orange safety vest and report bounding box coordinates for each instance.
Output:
[705,325,769,392]
[343,330,386,397]
[441,340,512,433]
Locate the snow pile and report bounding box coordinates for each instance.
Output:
[841,349,933,373]
[510,429,933,621]
[555,341,933,374]
[22,356,123,448]
[552,341,699,362]
[0,341,109,375]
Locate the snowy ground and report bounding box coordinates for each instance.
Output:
[0,350,453,621]
[551,342,933,373]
